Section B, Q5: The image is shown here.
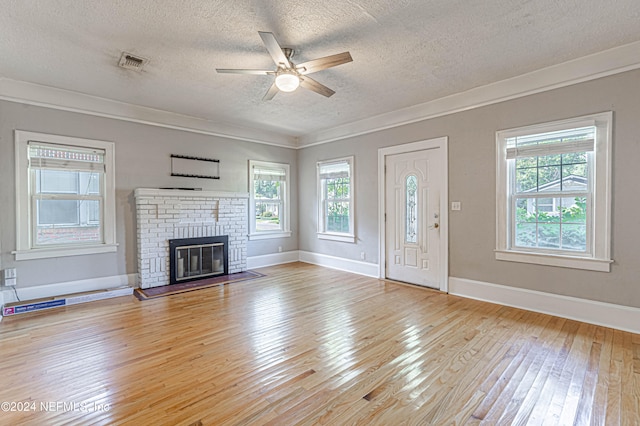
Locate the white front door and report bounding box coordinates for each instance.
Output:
[385,149,442,288]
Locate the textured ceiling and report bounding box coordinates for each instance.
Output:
[2,0,640,140]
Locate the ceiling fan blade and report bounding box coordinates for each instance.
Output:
[216,69,274,75]
[297,52,353,75]
[299,76,335,97]
[258,31,292,68]
[263,82,279,101]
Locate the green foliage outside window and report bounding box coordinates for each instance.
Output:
[255,180,280,200]
[514,151,588,251]
[326,177,350,233]
[515,152,587,193]
[255,180,281,230]
[515,197,587,251]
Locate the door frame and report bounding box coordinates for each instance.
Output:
[378,137,449,292]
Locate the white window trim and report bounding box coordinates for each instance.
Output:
[317,156,355,243]
[248,160,291,240]
[495,112,613,272]
[13,131,117,260]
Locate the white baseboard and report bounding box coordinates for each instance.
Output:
[1,273,138,305]
[298,251,379,278]
[247,251,300,269]
[449,277,640,334]
[248,250,380,278]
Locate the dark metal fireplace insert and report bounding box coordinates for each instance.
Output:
[169,236,229,285]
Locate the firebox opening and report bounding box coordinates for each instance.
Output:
[169,236,229,285]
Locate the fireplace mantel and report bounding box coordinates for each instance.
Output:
[134,188,249,199]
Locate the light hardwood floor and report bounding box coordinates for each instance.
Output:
[0,262,638,425]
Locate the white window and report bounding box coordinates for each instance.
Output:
[14,131,117,260]
[249,160,291,240]
[317,157,355,243]
[496,112,612,271]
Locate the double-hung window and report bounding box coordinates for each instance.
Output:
[495,112,612,271]
[249,160,291,240]
[14,131,117,260]
[317,157,355,243]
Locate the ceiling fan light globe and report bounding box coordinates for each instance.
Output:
[275,73,300,92]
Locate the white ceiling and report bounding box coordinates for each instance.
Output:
[2,0,640,145]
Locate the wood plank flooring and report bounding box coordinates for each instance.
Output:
[0,262,638,425]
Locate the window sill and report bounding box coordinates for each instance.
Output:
[248,231,292,241]
[13,244,118,261]
[495,250,612,272]
[317,232,356,243]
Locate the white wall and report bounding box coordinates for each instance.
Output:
[297,69,640,309]
[0,100,297,290]
[3,69,640,312]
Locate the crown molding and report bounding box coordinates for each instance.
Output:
[297,40,640,148]
[3,40,640,150]
[0,78,297,149]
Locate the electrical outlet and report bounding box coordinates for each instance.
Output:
[360,252,366,260]
[451,201,461,211]
[4,268,17,279]
[278,246,283,253]
[3,268,17,286]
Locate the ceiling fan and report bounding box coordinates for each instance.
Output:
[216,32,352,100]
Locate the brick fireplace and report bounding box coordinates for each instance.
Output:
[134,188,248,289]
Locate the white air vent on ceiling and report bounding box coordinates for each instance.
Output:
[118,52,148,71]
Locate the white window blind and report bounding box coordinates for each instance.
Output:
[506,127,595,159]
[253,165,287,181]
[29,142,106,172]
[318,160,350,179]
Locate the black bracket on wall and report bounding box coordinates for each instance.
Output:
[170,154,220,180]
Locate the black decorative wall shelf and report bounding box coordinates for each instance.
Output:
[170,154,220,180]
